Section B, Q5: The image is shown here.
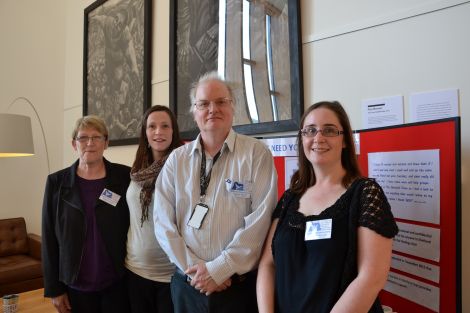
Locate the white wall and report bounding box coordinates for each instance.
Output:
[0,0,66,234]
[0,0,169,238]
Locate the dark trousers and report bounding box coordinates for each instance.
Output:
[170,270,258,313]
[67,278,130,313]
[126,269,174,313]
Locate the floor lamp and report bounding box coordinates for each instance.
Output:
[0,97,50,173]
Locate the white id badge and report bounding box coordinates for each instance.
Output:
[305,219,332,241]
[187,203,209,229]
[99,188,121,207]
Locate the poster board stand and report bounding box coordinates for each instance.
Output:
[356,117,461,313]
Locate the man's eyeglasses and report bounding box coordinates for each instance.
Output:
[194,98,232,111]
[299,126,344,137]
[75,136,106,143]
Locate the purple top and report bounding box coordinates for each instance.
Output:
[70,176,118,291]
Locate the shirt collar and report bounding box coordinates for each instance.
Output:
[190,129,236,156]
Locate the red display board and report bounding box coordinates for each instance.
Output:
[273,157,286,201]
[356,118,461,313]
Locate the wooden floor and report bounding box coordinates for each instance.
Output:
[1,289,54,313]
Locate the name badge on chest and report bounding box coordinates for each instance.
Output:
[99,188,121,207]
[187,203,209,229]
[225,178,252,198]
[305,219,332,241]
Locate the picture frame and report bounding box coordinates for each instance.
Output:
[170,0,303,140]
[83,0,151,146]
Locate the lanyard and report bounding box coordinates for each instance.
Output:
[199,144,221,199]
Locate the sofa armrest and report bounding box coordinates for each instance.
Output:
[28,233,42,260]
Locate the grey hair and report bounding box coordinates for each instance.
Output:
[188,71,235,113]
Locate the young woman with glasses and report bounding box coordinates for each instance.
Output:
[257,101,399,313]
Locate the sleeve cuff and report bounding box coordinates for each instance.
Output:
[205,255,234,285]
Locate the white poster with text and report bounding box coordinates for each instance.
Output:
[368,149,440,224]
[284,157,298,191]
[409,88,459,123]
[393,222,440,262]
[391,253,440,283]
[261,137,297,157]
[385,272,439,312]
[361,95,404,129]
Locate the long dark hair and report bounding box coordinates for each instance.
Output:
[131,105,183,172]
[290,101,362,195]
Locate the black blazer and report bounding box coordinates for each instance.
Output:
[41,158,130,297]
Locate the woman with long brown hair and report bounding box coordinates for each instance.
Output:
[257,101,398,313]
[125,105,182,313]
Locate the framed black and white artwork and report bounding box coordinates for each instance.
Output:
[84,0,151,146]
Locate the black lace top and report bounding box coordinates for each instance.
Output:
[272,178,398,313]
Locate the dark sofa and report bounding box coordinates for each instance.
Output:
[0,217,43,296]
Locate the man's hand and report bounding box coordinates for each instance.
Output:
[215,278,232,293]
[186,263,231,296]
[51,293,71,313]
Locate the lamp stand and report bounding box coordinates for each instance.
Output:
[7,97,51,173]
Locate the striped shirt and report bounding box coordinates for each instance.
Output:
[154,129,277,285]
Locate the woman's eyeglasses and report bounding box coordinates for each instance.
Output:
[299,126,344,137]
[75,136,106,143]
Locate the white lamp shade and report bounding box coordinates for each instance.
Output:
[0,114,34,157]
